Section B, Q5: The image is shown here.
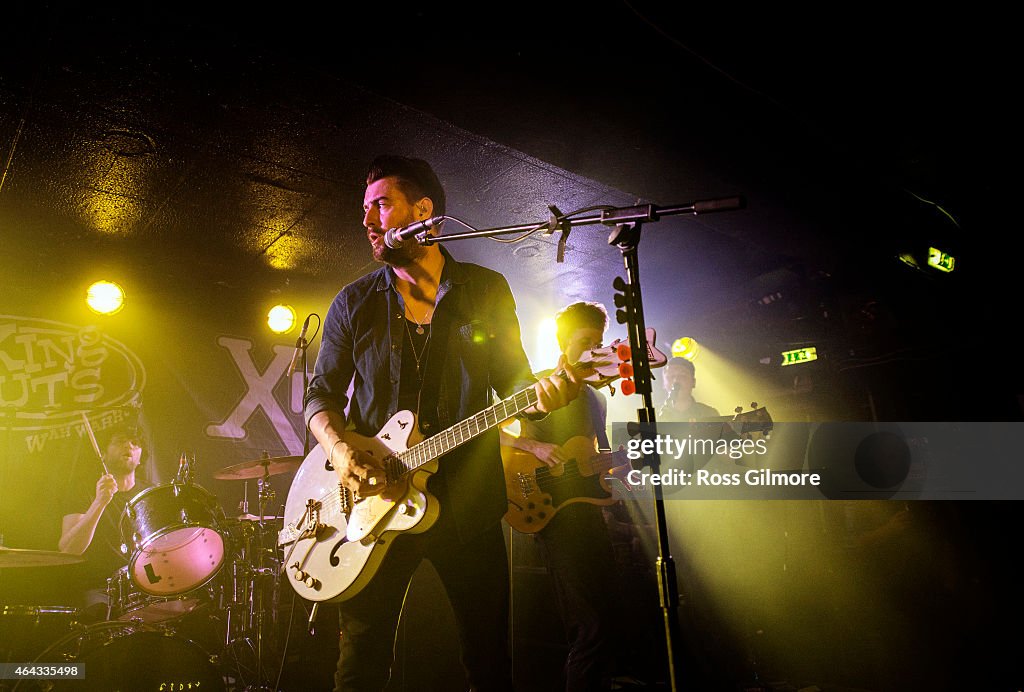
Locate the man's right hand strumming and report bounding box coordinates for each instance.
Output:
[328,439,387,498]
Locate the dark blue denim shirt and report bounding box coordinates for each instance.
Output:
[304,248,536,540]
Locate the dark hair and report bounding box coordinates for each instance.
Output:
[666,357,695,375]
[97,422,143,450]
[555,302,608,347]
[366,155,446,216]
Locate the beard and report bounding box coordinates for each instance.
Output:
[106,454,141,477]
[373,238,428,267]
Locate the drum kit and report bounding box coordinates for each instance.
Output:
[0,453,309,692]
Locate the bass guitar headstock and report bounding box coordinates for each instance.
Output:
[575,327,668,391]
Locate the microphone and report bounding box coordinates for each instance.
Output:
[383,216,443,249]
[668,383,680,406]
[287,314,311,377]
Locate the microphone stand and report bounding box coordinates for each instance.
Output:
[296,333,320,635]
[419,197,743,691]
[299,332,311,458]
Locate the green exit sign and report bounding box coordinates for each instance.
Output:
[927,247,955,272]
[781,347,818,366]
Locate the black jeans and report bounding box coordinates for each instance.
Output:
[536,503,620,692]
[333,510,512,692]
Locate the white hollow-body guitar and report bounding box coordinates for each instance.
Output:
[278,328,665,603]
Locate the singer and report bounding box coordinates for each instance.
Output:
[303,154,581,691]
[657,357,719,422]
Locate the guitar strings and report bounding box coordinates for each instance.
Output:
[297,388,543,527]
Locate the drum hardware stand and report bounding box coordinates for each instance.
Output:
[417,197,744,691]
[222,458,279,691]
[239,480,251,516]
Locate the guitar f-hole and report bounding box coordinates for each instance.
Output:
[329,537,348,567]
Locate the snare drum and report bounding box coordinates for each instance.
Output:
[106,565,217,624]
[120,483,226,596]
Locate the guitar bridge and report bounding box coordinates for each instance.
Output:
[515,472,535,498]
[339,484,353,515]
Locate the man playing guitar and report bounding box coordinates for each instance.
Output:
[303,155,580,691]
[500,301,622,692]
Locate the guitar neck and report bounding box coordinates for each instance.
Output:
[396,386,539,474]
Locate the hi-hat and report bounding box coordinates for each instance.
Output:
[0,547,86,568]
[214,455,303,480]
[235,513,284,522]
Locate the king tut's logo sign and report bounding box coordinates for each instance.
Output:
[0,315,147,449]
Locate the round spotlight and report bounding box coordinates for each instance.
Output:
[268,305,297,334]
[671,337,700,361]
[86,281,126,315]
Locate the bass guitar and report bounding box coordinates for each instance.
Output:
[502,436,629,533]
[277,329,665,603]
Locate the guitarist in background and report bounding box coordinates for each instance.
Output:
[500,302,623,692]
[658,357,720,422]
[304,155,580,692]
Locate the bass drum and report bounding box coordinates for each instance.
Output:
[47,625,226,691]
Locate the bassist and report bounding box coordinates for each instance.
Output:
[500,302,623,692]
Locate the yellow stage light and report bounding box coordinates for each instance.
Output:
[86,281,125,315]
[535,317,560,368]
[671,337,700,361]
[267,305,297,334]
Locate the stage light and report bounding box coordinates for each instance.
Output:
[671,337,700,361]
[535,317,560,368]
[86,281,125,315]
[781,347,817,366]
[267,305,297,334]
[927,247,955,273]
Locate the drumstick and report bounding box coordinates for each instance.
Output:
[80,412,110,475]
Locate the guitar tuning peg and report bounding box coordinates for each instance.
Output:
[734,406,743,415]
[750,402,758,409]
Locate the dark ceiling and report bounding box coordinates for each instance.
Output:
[1,3,1016,419]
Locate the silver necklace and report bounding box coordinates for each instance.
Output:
[407,302,434,335]
[404,318,430,376]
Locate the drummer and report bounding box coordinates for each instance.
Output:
[58,423,150,619]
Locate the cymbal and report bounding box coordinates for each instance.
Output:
[213,455,303,480]
[0,547,86,568]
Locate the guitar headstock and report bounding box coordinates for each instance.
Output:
[576,327,668,389]
[729,403,773,438]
